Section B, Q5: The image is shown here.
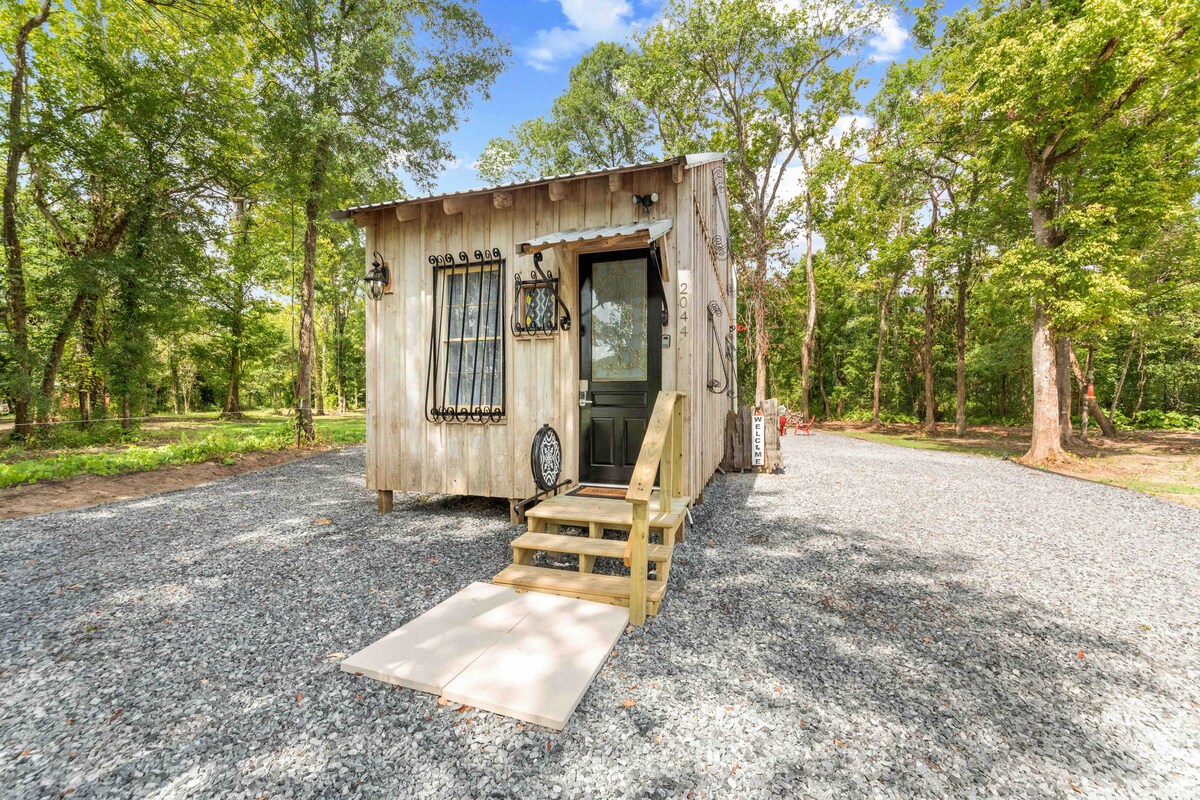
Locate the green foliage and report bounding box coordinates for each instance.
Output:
[1129,410,1200,431]
[5,0,1199,460]
[842,409,920,425]
[477,43,650,183]
[0,414,366,487]
[0,426,291,489]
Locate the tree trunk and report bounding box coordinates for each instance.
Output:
[115,210,152,431]
[2,1,51,439]
[1110,334,1135,418]
[36,289,88,425]
[1025,303,1064,462]
[871,274,897,429]
[315,327,326,416]
[752,251,768,408]
[223,198,248,419]
[296,136,329,443]
[800,194,817,420]
[1067,342,1116,438]
[1023,153,1065,463]
[954,256,970,436]
[1056,335,1073,446]
[816,339,829,418]
[335,306,346,412]
[79,387,91,430]
[80,295,98,429]
[998,372,1007,419]
[923,272,937,436]
[170,353,181,416]
[1132,339,1146,423]
[222,331,244,418]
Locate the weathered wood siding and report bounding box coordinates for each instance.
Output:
[361,159,733,502]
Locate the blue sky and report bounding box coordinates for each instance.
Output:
[430,1,970,195]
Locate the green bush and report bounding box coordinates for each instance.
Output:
[1132,409,1200,431]
[837,408,920,425]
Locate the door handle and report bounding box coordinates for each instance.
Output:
[579,391,593,407]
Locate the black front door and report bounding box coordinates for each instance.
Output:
[579,249,663,484]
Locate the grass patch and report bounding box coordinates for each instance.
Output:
[0,413,365,488]
[1090,477,1200,496]
[827,429,1015,458]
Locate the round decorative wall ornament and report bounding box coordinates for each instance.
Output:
[530,424,562,492]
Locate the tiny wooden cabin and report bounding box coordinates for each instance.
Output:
[334,155,735,522]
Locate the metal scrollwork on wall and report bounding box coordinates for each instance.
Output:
[425,248,507,423]
[707,301,734,396]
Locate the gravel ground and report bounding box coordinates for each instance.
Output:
[1,433,1198,799]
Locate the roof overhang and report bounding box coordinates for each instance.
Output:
[330,153,725,223]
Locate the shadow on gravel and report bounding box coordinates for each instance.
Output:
[642,469,1166,797]
[0,457,531,799]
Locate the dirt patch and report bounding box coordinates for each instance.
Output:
[0,447,334,521]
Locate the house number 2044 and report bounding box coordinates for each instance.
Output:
[678,281,689,337]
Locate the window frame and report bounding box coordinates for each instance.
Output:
[425,250,507,424]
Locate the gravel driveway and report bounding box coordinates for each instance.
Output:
[2,434,1198,799]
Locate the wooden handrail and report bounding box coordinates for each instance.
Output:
[623,391,685,626]
[625,391,682,505]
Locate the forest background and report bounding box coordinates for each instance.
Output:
[2,0,1198,486]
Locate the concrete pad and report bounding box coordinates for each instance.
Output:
[342,582,628,729]
[419,581,554,632]
[339,614,506,695]
[441,597,629,730]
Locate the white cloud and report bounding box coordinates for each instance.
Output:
[868,11,909,62]
[524,0,645,71]
[832,113,873,142]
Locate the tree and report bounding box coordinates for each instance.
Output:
[256,0,506,442]
[477,42,651,183]
[936,0,1200,461]
[2,0,52,436]
[630,0,878,408]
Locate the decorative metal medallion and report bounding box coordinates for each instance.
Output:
[530,424,563,492]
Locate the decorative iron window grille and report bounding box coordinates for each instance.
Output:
[425,249,507,423]
[511,251,570,337]
[512,273,560,335]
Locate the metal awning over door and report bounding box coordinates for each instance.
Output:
[517,219,673,255]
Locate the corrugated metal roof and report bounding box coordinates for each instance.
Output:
[519,219,674,254]
[330,153,725,220]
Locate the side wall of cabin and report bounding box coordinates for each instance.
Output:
[361,160,733,502]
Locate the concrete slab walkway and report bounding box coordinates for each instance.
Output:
[340,582,628,730]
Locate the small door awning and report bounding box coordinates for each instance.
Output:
[518,218,673,255]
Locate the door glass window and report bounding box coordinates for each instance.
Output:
[589,258,648,382]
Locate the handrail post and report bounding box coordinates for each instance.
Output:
[628,500,649,625]
[660,404,675,516]
[672,394,685,500]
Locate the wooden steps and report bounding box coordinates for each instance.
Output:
[494,392,689,625]
[513,531,673,566]
[525,491,689,537]
[494,565,667,615]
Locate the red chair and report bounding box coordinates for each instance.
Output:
[795,416,817,436]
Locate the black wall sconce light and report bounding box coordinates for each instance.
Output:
[633,192,659,211]
[365,251,390,300]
